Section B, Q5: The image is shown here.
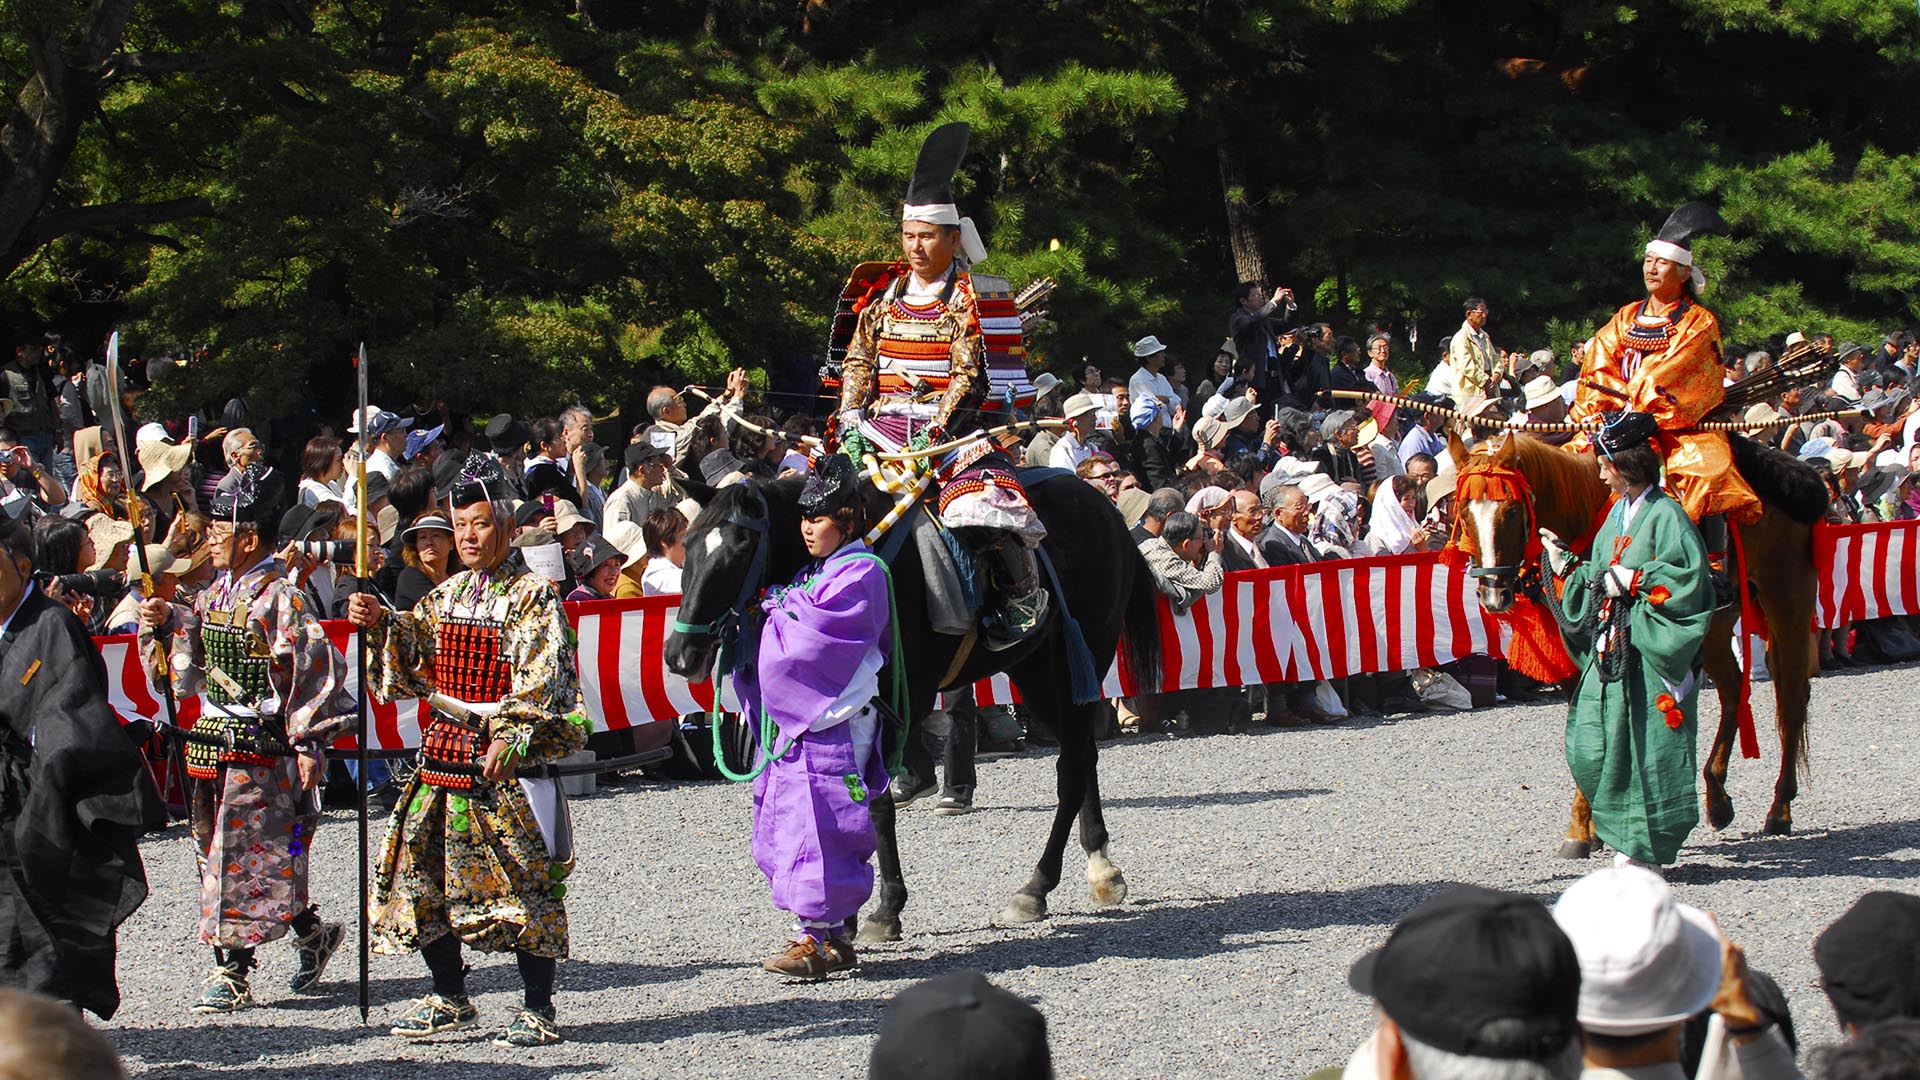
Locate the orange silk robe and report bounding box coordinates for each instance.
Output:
[1569,298,1761,527]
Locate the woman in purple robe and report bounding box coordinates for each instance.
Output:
[739,456,892,980]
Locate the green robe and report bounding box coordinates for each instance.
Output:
[1555,488,1714,864]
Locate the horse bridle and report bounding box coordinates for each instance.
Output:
[1452,456,1541,583]
[669,497,770,645]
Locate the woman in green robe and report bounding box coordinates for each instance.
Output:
[1539,411,1716,868]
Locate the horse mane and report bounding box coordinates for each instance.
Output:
[1494,434,1610,540]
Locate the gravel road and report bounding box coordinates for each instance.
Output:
[105,661,1919,1079]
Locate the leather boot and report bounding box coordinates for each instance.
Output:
[1698,514,1734,609]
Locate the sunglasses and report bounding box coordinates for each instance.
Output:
[1087,471,1118,482]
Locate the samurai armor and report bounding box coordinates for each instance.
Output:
[419,615,511,789]
[189,619,283,778]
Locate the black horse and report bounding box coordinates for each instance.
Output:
[662,470,1163,941]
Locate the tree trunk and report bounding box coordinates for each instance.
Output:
[1218,143,1268,285]
[0,0,139,280]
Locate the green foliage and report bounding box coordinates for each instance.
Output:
[5,0,1920,424]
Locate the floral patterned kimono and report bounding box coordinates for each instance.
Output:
[361,565,588,959]
[141,556,355,948]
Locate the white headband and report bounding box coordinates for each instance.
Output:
[902,203,988,266]
[1645,239,1706,292]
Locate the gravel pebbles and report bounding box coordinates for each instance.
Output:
[105,661,1919,1078]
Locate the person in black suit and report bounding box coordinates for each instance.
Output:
[0,518,166,1018]
[1249,485,1339,724]
[1219,489,1268,572]
[1257,484,1318,568]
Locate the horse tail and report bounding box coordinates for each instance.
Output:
[1728,432,1827,525]
[1121,548,1163,693]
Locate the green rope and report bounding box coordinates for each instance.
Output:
[705,550,910,783]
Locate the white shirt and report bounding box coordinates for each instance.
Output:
[1049,431,1090,471]
[640,558,683,597]
[366,447,398,480]
[1617,485,1654,531]
[1129,366,1176,408]
[1831,366,1863,402]
[1904,408,1920,455]
[1227,528,1267,568]
[1425,359,1459,402]
[299,476,343,508]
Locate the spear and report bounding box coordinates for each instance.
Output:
[353,343,371,1023]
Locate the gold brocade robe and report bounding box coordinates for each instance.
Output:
[1569,298,1761,526]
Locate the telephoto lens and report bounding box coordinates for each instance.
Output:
[296,539,358,564]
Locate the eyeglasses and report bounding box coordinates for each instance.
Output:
[1086,471,1118,482]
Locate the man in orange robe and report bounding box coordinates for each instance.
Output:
[1568,203,1762,535]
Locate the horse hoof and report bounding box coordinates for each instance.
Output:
[1000,893,1047,924]
[856,916,902,943]
[1089,869,1128,908]
[1557,839,1592,860]
[1763,815,1792,836]
[1706,798,1735,832]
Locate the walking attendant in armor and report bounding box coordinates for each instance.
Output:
[137,465,356,1013]
[829,121,1048,648]
[346,453,589,1048]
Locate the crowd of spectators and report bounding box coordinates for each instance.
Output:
[3,295,1917,747]
[3,299,1919,1075]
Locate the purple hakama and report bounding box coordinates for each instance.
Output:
[739,544,893,932]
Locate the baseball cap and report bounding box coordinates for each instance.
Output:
[626,427,672,470]
[349,406,412,437]
[868,970,1051,1080]
[1349,884,1580,1059]
[404,423,445,460]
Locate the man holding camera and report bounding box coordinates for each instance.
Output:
[0,517,167,1019]
[1229,281,1294,407]
[0,428,67,522]
[137,465,358,1015]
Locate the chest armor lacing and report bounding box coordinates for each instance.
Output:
[419,601,512,789]
[186,616,287,778]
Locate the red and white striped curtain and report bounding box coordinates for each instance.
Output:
[95,521,1919,747]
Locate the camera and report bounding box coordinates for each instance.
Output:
[295,539,358,564]
[37,569,124,598]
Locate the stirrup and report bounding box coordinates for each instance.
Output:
[1708,566,1735,611]
[982,587,1049,651]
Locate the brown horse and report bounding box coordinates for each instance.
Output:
[1448,431,1827,855]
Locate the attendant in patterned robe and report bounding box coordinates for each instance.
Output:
[834,121,1047,647]
[1568,203,1762,540]
[347,454,588,1048]
[138,466,355,1014]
